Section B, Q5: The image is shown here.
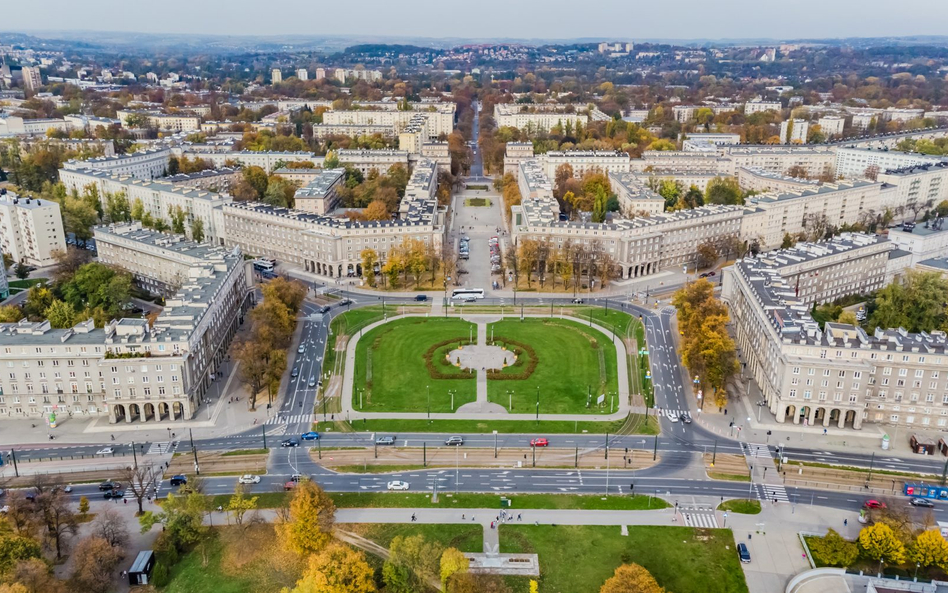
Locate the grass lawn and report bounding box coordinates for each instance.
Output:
[337,523,484,552]
[569,307,652,406]
[717,499,761,514]
[7,278,47,289]
[485,318,619,414]
[354,317,477,413]
[163,533,255,593]
[464,197,492,207]
[708,471,751,482]
[210,491,669,511]
[220,449,268,456]
[342,415,657,435]
[500,525,748,593]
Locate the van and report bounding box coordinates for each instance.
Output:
[737,543,751,564]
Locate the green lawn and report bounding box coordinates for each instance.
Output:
[220,449,268,456]
[464,197,492,207]
[485,318,619,414]
[342,415,657,435]
[354,317,477,413]
[210,491,669,511]
[7,278,47,289]
[337,523,484,552]
[163,533,255,593]
[717,499,761,514]
[500,525,748,593]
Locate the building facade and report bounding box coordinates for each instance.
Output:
[63,147,171,180]
[0,193,66,267]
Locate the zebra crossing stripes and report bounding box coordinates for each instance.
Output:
[681,510,718,528]
[265,413,315,426]
[657,408,691,421]
[660,306,676,315]
[760,484,790,503]
[147,441,174,455]
[745,443,773,458]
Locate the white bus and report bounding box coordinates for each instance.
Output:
[253,258,275,273]
[451,288,485,300]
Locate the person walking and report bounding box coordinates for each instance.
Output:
[411,513,416,522]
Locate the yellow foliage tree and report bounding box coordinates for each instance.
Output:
[440,547,469,589]
[909,529,948,569]
[599,563,664,593]
[285,543,375,593]
[858,523,906,564]
[276,481,336,556]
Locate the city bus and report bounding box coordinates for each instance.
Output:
[252,258,275,273]
[451,288,484,300]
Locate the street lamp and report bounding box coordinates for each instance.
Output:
[426,385,430,423]
[536,386,540,422]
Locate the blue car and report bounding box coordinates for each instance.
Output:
[301,431,320,441]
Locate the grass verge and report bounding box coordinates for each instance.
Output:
[708,471,751,482]
[341,416,655,435]
[220,449,268,456]
[717,499,761,514]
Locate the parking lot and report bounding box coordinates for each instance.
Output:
[450,184,505,293]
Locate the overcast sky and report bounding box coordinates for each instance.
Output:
[5,0,948,41]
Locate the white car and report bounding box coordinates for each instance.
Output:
[387,481,409,491]
[96,447,114,455]
[667,414,679,423]
[238,474,261,485]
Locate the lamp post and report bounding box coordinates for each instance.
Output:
[535,386,540,422]
[426,385,430,423]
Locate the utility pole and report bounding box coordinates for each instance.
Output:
[10,449,18,477]
[131,440,138,469]
[427,385,431,423]
[712,440,717,466]
[423,442,427,467]
[493,431,498,458]
[605,432,609,460]
[262,424,267,450]
[536,386,540,422]
[653,435,658,461]
[189,429,200,475]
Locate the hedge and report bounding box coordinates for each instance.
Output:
[424,337,475,380]
[486,337,538,380]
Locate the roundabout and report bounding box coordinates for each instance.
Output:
[341,313,631,420]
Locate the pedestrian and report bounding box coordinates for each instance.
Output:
[411,513,416,522]
[843,519,848,527]
[462,514,466,520]
[490,521,494,529]
[823,428,827,436]
[724,408,728,415]
[123,498,127,505]
[517,513,522,521]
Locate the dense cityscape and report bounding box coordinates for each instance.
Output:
[2,12,948,593]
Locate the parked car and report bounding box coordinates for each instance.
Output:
[530,438,549,447]
[99,481,121,491]
[445,436,464,446]
[280,438,299,448]
[910,498,935,508]
[708,271,716,276]
[737,543,751,564]
[301,431,320,441]
[863,499,886,509]
[376,436,396,445]
[170,475,188,486]
[699,273,709,278]
[238,475,261,485]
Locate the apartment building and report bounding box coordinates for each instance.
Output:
[504,142,536,175]
[723,146,836,179]
[311,123,394,140]
[337,149,409,176]
[537,150,631,179]
[672,105,699,123]
[293,169,345,215]
[222,159,443,279]
[736,167,820,194]
[493,103,587,132]
[722,234,948,432]
[745,100,783,115]
[163,168,241,193]
[0,242,251,424]
[271,69,282,85]
[0,193,66,267]
[741,181,882,250]
[608,172,667,216]
[63,147,171,180]
[887,222,948,266]
[295,68,308,81]
[818,115,846,138]
[780,119,810,144]
[116,110,201,132]
[511,158,744,279]
[175,149,323,174]
[322,102,455,139]
[633,151,722,174]
[876,163,948,215]
[835,147,946,179]
[21,66,42,92]
[0,255,8,300]
[59,169,232,246]
[0,116,70,136]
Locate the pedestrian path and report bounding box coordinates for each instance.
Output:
[146,441,174,455]
[660,306,676,315]
[744,443,773,458]
[679,506,719,528]
[266,413,315,426]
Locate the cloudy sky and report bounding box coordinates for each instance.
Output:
[5,0,948,40]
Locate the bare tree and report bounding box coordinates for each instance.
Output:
[3,490,38,536]
[70,536,122,593]
[36,490,78,559]
[92,507,130,550]
[121,463,162,514]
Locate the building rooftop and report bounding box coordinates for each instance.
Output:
[294,168,345,198]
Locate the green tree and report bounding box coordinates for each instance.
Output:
[44,299,78,329]
[170,206,186,235]
[0,533,43,575]
[705,176,743,205]
[225,485,258,526]
[78,496,90,517]
[809,529,859,567]
[837,311,859,326]
[104,191,131,223]
[361,249,378,287]
[383,535,441,593]
[138,491,208,549]
[13,262,30,280]
[276,481,336,556]
[130,198,144,221]
[190,219,205,243]
[858,523,906,564]
[24,286,54,320]
[0,305,23,322]
[323,151,340,170]
[242,166,269,199]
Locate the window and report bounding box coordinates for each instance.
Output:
[792,367,800,375]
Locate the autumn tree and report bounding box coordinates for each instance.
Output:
[121,463,162,515]
[285,542,375,593]
[705,176,743,205]
[360,249,378,287]
[808,529,859,567]
[909,529,948,569]
[383,535,442,593]
[858,523,906,564]
[226,484,259,526]
[235,338,269,409]
[599,563,664,593]
[440,547,469,589]
[35,490,77,559]
[91,507,129,549]
[9,557,63,593]
[277,481,336,556]
[69,536,122,593]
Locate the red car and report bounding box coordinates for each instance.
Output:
[863,499,886,509]
[530,438,549,447]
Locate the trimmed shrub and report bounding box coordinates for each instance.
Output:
[486,337,538,380]
[424,338,475,379]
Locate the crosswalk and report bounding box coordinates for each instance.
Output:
[266,413,315,426]
[759,484,789,503]
[660,306,676,315]
[744,443,772,458]
[147,441,175,455]
[657,408,691,422]
[680,507,719,528]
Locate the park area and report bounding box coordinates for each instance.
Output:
[352,315,622,415]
